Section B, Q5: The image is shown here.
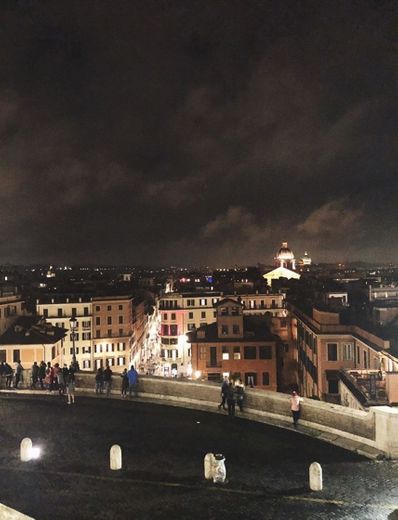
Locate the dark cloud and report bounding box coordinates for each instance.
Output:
[0,0,397,265]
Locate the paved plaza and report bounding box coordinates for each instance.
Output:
[0,393,398,519]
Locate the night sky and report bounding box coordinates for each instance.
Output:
[1,0,397,266]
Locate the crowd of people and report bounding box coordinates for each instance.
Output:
[218,377,245,417]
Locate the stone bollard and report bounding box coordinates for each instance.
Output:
[204,453,215,480]
[110,444,122,470]
[309,462,323,491]
[212,454,226,484]
[20,438,32,462]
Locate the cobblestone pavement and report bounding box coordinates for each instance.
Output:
[0,393,398,519]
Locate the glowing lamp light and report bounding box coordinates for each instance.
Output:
[30,446,41,459]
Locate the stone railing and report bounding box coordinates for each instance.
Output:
[6,371,398,459]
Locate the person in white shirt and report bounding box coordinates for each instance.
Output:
[290,391,303,428]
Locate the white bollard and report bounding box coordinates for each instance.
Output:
[110,444,122,470]
[20,438,32,462]
[204,453,215,480]
[309,462,323,491]
[212,454,226,484]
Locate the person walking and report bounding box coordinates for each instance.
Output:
[226,381,236,417]
[38,361,46,389]
[31,362,39,389]
[66,371,76,405]
[127,365,138,398]
[14,360,24,389]
[103,365,113,397]
[120,368,129,398]
[218,377,229,411]
[235,379,245,412]
[290,391,303,428]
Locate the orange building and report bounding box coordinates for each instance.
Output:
[188,299,279,389]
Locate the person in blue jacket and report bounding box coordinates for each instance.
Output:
[127,365,138,398]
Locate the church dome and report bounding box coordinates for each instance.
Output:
[277,241,295,260]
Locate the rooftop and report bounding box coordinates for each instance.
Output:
[0,316,67,345]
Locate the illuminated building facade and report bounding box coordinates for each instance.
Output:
[275,241,296,270]
[188,299,278,389]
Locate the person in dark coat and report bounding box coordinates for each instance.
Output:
[95,368,104,394]
[15,361,24,389]
[218,377,229,411]
[31,362,39,389]
[38,361,46,389]
[4,363,13,388]
[103,365,113,397]
[226,382,236,417]
[235,379,245,412]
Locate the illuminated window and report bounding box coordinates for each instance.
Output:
[222,346,229,360]
[233,347,241,360]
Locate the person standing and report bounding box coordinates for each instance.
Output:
[66,371,76,405]
[103,365,113,397]
[290,391,303,428]
[120,368,129,398]
[235,379,245,412]
[38,361,46,389]
[226,382,236,417]
[15,360,24,389]
[31,362,39,389]
[4,363,13,389]
[45,362,54,392]
[95,368,104,394]
[127,365,138,398]
[218,377,229,411]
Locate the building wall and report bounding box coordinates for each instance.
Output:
[0,295,25,335]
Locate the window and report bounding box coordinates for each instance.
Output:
[118,305,123,311]
[327,343,338,361]
[82,346,91,354]
[82,332,91,340]
[117,357,125,366]
[43,308,48,318]
[221,325,228,335]
[259,346,272,359]
[107,329,112,336]
[0,350,5,362]
[171,313,176,320]
[244,346,256,359]
[187,324,195,331]
[343,343,354,361]
[107,358,115,366]
[96,330,101,338]
[188,312,194,319]
[328,380,339,394]
[364,350,368,369]
[199,346,206,360]
[57,308,63,317]
[107,305,111,311]
[118,316,123,324]
[201,311,206,319]
[245,372,257,386]
[222,346,229,360]
[162,325,169,336]
[200,299,207,306]
[95,306,100,312]
[231,307,239,316]
[119,328,124,336]
[84,307,89,316]
[82,360,91,369]
[280,319,287,328]
[95,359,102,369]
[213,311,217,318]
[70,333,79,341]
[220,307,228,316]
[163,313,168,320]
[107,316,112,325]
[262,372,270,385]
[233,347,241,360]
[82,320,91,328]
[72,308,77,317]
[170,325,178,335]
[95,317,100,325]
[232,324,240,334]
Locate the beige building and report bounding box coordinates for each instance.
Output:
[291,304,396,401]
[0,292,25,335]
[0,316,66,366]
[36,296,93,370]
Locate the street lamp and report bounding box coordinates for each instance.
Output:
[69,317,80,372]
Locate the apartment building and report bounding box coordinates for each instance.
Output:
[36,296,93,369]
[188,299,279,389]
[291,304,395,401]
[92,295,133,371]
[158,291,286,376]
[0,291,25,335]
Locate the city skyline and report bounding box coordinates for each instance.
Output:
[1,1,397,265]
